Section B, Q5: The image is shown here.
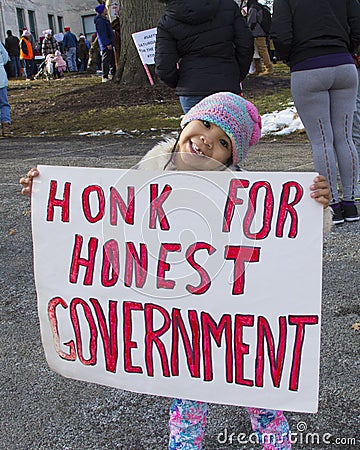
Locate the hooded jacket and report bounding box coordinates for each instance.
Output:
[155,0,254,96]
[271,0,360,67]
[137,137,333,232]
[94,13,114,52]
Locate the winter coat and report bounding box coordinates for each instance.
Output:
[247,0,267,38]
[5,34,20,57]
[77,40,89,60]
[20,37,34,60]
[94,14,114,52]
[271,0,360,67]
[0,42,9,88]
[155,0,254,97]
[62,31,78,50]
[42,36,59,57]
[28,34,36,53]
[136,137,333,233]
[52,53,67,70]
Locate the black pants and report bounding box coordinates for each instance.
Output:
[102,47,115,78]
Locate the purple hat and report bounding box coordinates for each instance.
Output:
[95,4,106,14]
[181,92,262,164]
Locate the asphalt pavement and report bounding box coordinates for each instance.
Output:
[0,136,359,450]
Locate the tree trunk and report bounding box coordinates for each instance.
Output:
[115,0,164,85]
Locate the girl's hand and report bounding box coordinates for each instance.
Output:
[20,167,39,196]
[310,175,330,208]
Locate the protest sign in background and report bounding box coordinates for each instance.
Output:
[32,165,323,413]
[132,28,157,66]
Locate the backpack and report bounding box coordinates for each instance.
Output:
[255,3,272,35]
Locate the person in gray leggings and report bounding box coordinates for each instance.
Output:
[291,64,359,224]
[271,0,360,225]
[352,66,360,200]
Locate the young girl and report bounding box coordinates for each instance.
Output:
[20,92,331,450]
[52,50,67,78]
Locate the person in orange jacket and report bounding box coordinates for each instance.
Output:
[19,30,34,80]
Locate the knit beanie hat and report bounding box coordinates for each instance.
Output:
[95,4,106,14]
[181,92,262,164]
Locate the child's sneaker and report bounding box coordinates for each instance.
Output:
[341,202,359,222]
[330,204,344,225]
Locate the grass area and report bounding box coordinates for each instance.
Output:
[245,63,292,114]
[8,64,294,137]
[75,104,184,134]
[8,75,184,137]
[246,90,293,115]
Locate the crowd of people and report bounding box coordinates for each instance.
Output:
[4,26,91,82]
[2,3,118,84]
[4,0,360,215]
[3,1,360,217]
[0,2,117,137]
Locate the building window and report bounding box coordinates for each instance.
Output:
[48,14,55,33]
[82,15,96,40]
[16,8,25,36]
[28,10,37,41]
[57,16,64,33]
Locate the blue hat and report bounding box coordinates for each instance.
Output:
[95,4,106,14]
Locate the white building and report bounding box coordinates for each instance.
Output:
[0,0,97,43]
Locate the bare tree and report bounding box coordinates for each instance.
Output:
[115,0,164,84]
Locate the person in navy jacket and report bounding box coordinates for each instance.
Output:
[94,3,115,82]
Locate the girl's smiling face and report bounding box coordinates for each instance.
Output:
[175,120,233,171]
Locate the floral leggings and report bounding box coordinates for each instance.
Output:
[169,399,291,449]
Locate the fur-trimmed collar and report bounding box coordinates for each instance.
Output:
[136,138,176,171]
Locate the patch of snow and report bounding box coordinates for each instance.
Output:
[75,107,305,138]
[261,106,304,136]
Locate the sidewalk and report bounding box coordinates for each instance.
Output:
[0,137,359,449]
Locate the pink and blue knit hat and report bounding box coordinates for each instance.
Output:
[181,92,262,165]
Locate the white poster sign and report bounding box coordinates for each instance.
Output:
[32,165,323,413]
[106,0,120,23]
[53,33,64,43]
[132,28,157,65]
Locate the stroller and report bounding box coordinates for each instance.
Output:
[34,54,63,81]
